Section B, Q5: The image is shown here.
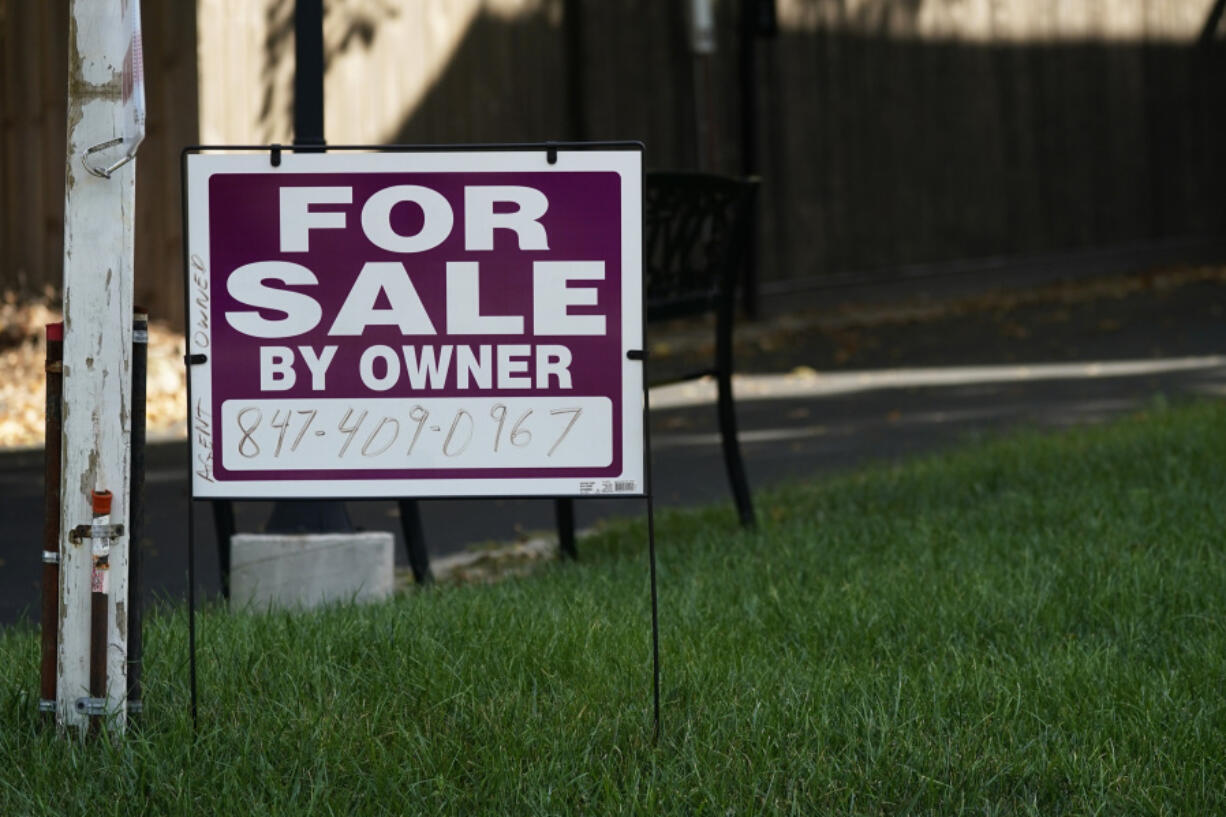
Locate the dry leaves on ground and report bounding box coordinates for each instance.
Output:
[0,297,186,449]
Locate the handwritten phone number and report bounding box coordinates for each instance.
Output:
[219,397,613,471]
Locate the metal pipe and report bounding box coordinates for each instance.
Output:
[127,310,147,721]
[563,0,587,141]
[89,489,113,733]
[294,0,325,149]
[40,322,64,720]
[259,0,355,542]
[690,0,718,171]
[738,0,760,318]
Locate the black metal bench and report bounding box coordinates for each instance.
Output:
[401,171,759,572]
[552,171,759,556]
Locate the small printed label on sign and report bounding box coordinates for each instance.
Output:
[579,479,637,494]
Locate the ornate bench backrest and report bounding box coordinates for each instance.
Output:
[643,172,758,322]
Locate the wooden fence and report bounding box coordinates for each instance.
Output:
[3,0,1224,326]
[0,0,197,325]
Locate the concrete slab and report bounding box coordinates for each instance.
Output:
[229,532,394,612]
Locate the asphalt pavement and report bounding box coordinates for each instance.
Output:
[3,266,1226,626]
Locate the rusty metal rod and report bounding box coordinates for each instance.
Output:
[89,489,112,733]
[127,310,147,721]
[40,322,63,720]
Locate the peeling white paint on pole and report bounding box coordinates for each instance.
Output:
[58,1,135,735]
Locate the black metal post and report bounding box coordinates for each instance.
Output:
[640,353,662,741]
[247,0,356,553]
[737,0,759,319]
[181,150,201,735]
[294,0,326,149]
[717,183,758,528]
[555,498,578,560]
[738,0,759,181]
[128,309,147,722]
[737,0,775,319]
[563,0,587,142]
[1200,0,1226,46]
[187,494,197,732]
[396,500,433,584]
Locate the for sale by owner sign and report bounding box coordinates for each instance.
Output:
[183,146,644,498]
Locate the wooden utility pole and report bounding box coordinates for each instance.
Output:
[57,0,142,734]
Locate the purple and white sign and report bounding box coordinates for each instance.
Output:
[184,148,644,498]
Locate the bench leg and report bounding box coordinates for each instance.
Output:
[716,373,756,528]
[555,498,578,559]
[397,499,434,584]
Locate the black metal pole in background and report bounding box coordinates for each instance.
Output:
[1200,0,1226,46]
[291,0,433,581]
[271,0,435,578]
[210,0,436,585]
[267,0,352,538]
[294,0,326,151]
[214,0,354,590]
[737,0,776,319]
[563,0,587,143]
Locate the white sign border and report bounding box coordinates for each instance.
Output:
[184,146,645,499]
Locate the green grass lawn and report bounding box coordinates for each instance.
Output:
[3,400,1226,815]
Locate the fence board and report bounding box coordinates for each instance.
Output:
[3,0,1225,325]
